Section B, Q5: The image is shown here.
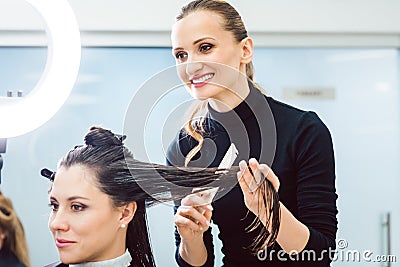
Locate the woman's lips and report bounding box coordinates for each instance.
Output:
[55,238,76,248]
[190,73,214,88]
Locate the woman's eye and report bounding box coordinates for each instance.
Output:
[48,203,59,211]
[71,204,85,212]
[199,44,213,53]
[175,51,187,61]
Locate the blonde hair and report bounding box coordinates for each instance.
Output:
[176,0,264,166]
[0,191,31,267]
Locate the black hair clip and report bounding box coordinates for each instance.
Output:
[115,134,127,144]
[41,168,56,182]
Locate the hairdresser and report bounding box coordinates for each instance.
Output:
[167,1,338,266]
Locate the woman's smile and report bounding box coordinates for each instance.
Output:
[190,73,215,88]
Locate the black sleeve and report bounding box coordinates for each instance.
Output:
[167,137,215,267]
[293,112,338,264]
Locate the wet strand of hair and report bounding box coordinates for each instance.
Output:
[127,160,234,187]
[124,159,281,250]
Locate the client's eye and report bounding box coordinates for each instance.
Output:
[71,204,86,212]
[48,202,59,211]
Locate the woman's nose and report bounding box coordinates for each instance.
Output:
[185,60,203,76]
[49,210,70,232]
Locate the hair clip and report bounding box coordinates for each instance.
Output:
[41,168,56,182]
[67,145,83,153]
[114,134,127,144]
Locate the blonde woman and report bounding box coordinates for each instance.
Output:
[168,0,338,266]
[0,191,30,267]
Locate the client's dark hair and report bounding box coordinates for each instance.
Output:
[42,126,280,266]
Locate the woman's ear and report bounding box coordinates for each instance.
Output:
[240,37,254,64]
[120,202,137,226]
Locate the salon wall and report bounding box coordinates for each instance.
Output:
[0,0,400,47]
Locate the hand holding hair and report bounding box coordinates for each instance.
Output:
[237,158,281,249]
[175,200,212,241]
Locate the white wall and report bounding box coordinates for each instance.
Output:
[0,0,400,47]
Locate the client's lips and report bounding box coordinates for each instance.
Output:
[55,238,76,248]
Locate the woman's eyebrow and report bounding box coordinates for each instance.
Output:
[67,196,90,201]
[173,37,216,51]
[49,196,90,202]
[192,36,215,45]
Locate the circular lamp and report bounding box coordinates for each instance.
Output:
[0,0,81,138]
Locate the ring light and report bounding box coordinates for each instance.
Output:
[0,0,81,138]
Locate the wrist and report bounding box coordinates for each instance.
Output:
[180,236,207,266]
[181,234,204,247]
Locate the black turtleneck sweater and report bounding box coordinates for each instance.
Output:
[167,84,338,267]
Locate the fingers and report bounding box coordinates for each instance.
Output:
[174,213,201,231]
[248,158,265,191]
[259,164,280,191]
[203,204,213,222]
[238,158,263,192]
[237,159,280,192]
[175,205,211,232]
[237,160,253,193]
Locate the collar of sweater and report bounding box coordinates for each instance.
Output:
[70,249,132,267]
[208,81,266,126]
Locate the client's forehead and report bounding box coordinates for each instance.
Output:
[51,165,102,201]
